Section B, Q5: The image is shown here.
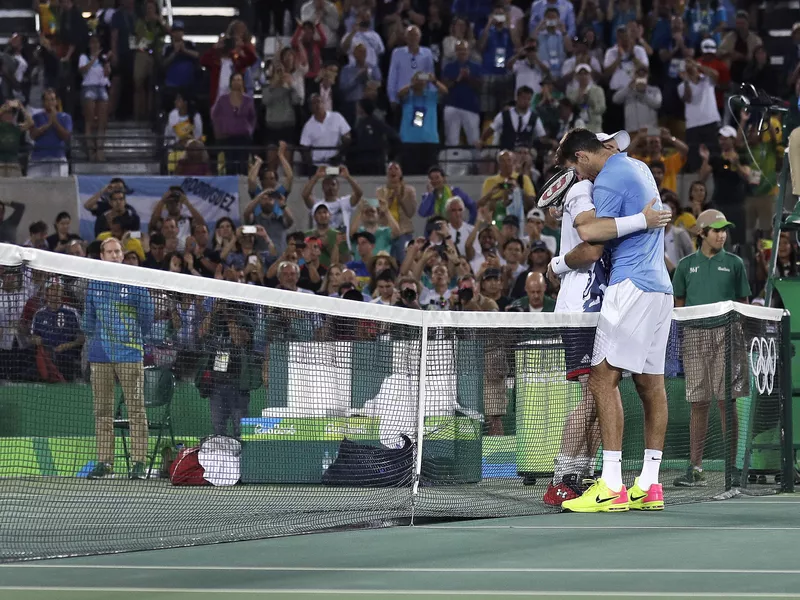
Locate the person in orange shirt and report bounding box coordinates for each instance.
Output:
[629,126,688,193]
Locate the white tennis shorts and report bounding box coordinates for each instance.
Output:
[591,279,674,375]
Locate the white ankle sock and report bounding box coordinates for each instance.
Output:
[601,450,623,491]
[638,449,663,490]
[553,454,574,484]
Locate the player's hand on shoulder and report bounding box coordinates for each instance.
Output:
[642,198,672,230]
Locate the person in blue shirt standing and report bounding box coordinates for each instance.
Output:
[477,5,517,118]
[398,72,448,175]
[684,0,727,48]
[441,40,483,149]
[31,280,84,382]
[387,26,435,126]
[553,128,675,514]
[84,237,155,480]
[27,89,72,178]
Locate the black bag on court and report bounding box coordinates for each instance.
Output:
[321,435,414,488]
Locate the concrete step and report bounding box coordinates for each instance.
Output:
[72,161,161,175]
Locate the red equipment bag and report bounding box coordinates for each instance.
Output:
[169,446,209,486]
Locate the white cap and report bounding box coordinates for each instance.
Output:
[596,130,630,151]
[575,63,592,73]
[311,201,330,215]
[700,39,717,54]
[527,208,545,221]
[718,125,737,138]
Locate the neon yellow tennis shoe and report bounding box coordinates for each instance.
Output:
[628,477,664,511]
[561,478,629,513]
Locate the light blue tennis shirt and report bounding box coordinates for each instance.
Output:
[592,153,673,295]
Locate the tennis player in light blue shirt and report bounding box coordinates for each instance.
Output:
[550,128,675,514]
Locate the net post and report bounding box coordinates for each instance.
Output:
[780,312,795,493]
[410,315,430,521]
[724,317,734,490]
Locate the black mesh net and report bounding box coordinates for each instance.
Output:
[0,248,791,562]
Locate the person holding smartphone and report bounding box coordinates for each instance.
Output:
[243,188,294,255]
[397,71,448,175]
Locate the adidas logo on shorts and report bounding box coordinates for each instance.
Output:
[581,354,591,364]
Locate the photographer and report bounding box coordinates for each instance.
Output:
[394,277,422,310]
[243,187,294,255]
[451,274,499,312]
[0,99,32,177]
[148,187,206,247]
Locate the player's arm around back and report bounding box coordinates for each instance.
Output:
[573,200,671,243]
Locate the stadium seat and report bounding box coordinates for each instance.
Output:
[439,148,473,177]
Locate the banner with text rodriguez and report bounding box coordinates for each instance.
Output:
[77,176,240,241]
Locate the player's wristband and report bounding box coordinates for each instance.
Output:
[614,213,647,238]
[550,255,573,276]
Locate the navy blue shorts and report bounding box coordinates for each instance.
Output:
[563,328,595,381]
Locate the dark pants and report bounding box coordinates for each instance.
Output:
[210,383,250,438]
[217,135,252,175]
[257,0,292,35]
[400,143,439,176]
[686,122,721,173]
[264,125,297,146]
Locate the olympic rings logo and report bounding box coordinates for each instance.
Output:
[749,337,777,396]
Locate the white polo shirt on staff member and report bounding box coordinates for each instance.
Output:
[300,111,352,166]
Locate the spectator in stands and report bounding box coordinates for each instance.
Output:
[339,43,382,126]
[718,10,762,84]
[441,196,474,256]
[307,203,350,266]
[183,223,221,278]
[299,93,351,167]
[741,110,782,238]
[164,92,203,150]
[28,89,72,177]
[46,212,81,252]
[442,16,477,64]
[1,33,28,105]
[109,0,136,118]
[292,20,327,94]
[530,0,577,39]
[197,298,256,438]
[612,65,661,132]
[78,34,110,162]
[629,127,688,193]
[56,0,90,116]
[149,187,205,247]
[479,150,537,224]
[534,6,570,81]
[678,58,722,172]
[418,263,452,310]
[276,260,312,293]
[440,41,482,149]
[279,46,308,107]
[387,26,435,120]
[90,187,140,237]
[345,231,376,279]
[261,61,301,144]
[524,208,558,254]
[84,237,154,479]
[296,236,326,292]
[350,197,399,257]
[742,46,779,97]
[651,15,692,139]
[370,269,396,304]
[176,139,212,176]
[478,86,544,152]
[698,126,751,246]
[23,221,49,250]
[317,62,340,112]
[418,167,476,224]
[132,0,167,121]
[685,180,712,223]
[466,216,500,273]
[561,34,601,86]
[220,225,274,271]
[477,4,517,116]
[143,232,169,270]
[508,271,555,311]
[212,217,236,252]
[348,100,400,175]
[566,64,605,132]
[320,264,344,296]
[397,71,447,175]
[672,209,749,488]
[341,7,385,68]
[376,161,417,261]
[0,269,31,380]
[211,73,257,175]
[249,145,294,199]
[301,165,363,230]
[301,0,340,57]
[604,24,649,132]
[507,39,545,94]
[684,0,727,49]
[200,29,257,106]
[244,189,294,255]
[662,191,695,274]
[785,23,800,88]
[0,100,31,177]
[161,21,199,109]
[30,280,83,382]
[696,39,730,115]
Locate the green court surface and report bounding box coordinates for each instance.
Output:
[2,495,800,599]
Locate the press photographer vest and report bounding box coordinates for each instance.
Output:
[500,109,535,150]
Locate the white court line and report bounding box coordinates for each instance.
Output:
[4,566,800,575]
[417,525,800,531]
[0,588,798,597]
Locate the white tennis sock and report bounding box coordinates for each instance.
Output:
[638,449,663,490]
[553,454,574,484]
[601,450,623,492]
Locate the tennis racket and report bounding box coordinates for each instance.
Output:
[537,168,578,209]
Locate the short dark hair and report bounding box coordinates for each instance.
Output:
[544,6,559,16]
[111,214,132,231]
[54,211,71,225]
[503,238,524,252]
[375,268,396,283]
[109,177,126,186]
[555,128,604,166]
[427,165,445,178]
[517,85,534,96]
[650,160,666,172]
[29,220,47,235]
[150,232,166,246]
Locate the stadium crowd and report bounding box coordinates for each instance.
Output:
[0,0,799,382]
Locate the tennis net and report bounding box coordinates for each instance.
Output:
[0,242,792,561]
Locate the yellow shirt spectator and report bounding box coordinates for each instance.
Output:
[631,151,685,193]
[97,232,146,262]
[481,172,536,223]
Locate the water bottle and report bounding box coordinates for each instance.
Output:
[322,450,333,472]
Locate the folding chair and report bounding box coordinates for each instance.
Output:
[114,366,177,478]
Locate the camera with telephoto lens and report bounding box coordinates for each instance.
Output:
[458,287,474,303]
[401,287,417,303]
